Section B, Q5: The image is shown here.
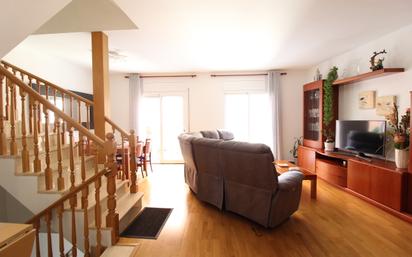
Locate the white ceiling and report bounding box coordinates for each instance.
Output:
[8,0,412,73]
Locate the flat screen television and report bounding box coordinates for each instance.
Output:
[335,120,386,158]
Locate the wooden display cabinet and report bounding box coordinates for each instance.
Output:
[302,80,338,149]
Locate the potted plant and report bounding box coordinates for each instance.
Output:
[386,104,410,168]
[323,66,338,151]
[289,137,302,164]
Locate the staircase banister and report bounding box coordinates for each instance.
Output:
[1,60,93,106]
[0,65,104,146]
[105,116,130,137]
[25,168,108,224]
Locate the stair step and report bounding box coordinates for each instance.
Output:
[69,179,130,212]
[15,155,95,177]
[100,244,139,257]
[90,192,144,231]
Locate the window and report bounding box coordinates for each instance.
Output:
[224,93,272,148]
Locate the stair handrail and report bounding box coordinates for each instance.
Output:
[2,61,131,141]
[22,133,119,257]
[0,65,104,146]
[26,168,108,225]
[105,116,129,138]
[1,61,138,192]
[1,60,93,106]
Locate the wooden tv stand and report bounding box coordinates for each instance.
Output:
[297,145,409,212]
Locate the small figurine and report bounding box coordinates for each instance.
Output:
[314,68,322,81]
[370,49,387,71]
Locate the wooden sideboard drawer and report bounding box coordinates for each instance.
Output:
[348,159,406,211]
[297,146,316,173]
[316,159,347,187]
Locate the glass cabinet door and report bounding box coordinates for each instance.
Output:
[304,89,320,141]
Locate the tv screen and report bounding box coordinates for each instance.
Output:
[335,120,386,157]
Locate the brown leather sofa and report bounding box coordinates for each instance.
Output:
[178,130,304,228]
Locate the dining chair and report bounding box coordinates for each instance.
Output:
[135,141,145,178]
[143,138,153,174]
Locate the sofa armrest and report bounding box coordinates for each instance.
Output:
[276,171,304,192]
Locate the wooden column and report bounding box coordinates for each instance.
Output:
[91,32,110,151]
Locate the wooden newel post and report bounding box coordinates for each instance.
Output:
[104,132,119,244]
[129,130,137,193]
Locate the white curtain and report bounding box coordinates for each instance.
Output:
[129,74,143,136]
[268,71,281,160]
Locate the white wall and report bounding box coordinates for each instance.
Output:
[309,23,412,158]
[279,71,307,160]
[109,71,308,160]
[4,41,93,94]
[109,74,130,131]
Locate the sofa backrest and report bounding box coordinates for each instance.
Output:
[178,133,199,170]
[191,137,223,176]
[219,140,278,191]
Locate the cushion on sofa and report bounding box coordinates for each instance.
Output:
[217,129,234,140]
[200,130,220,139]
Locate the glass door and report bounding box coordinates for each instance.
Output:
[141,92,188,163]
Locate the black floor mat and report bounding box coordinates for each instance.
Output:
[121,207,173,239]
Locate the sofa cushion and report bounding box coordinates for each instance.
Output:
[217,129,234,140]
[200,130,220,139]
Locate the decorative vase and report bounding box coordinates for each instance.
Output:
[395,149,409,169]
[324,141,335,152]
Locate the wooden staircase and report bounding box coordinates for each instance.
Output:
[0,61,143,257]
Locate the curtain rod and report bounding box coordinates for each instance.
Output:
[210,72,287,77]
[125,74,197,79]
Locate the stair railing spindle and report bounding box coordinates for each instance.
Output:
[32,101,41,172]
[34,219,41,257]
[20,88,30,172]
[45,211,53,257]
[69,96,73,119]
[86,104,90,129]
[82,184,90,257]
[78,100,81,124]
[36,80,41,133]
[28,78,33,134]
[9,80,17,155]
[44,107,53,190]
[0,74,6,154]
[69,128,77,206]
[121,136,127,180]
[61,93,66,145]
[58,204,65,257]
[70,192,78,257]
[5,76,9,120]
[94,149,102,256]
[53,89,57,132]
[56,118,64,190]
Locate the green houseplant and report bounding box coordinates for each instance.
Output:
[289,137,302,163]
[323,66,338,151]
